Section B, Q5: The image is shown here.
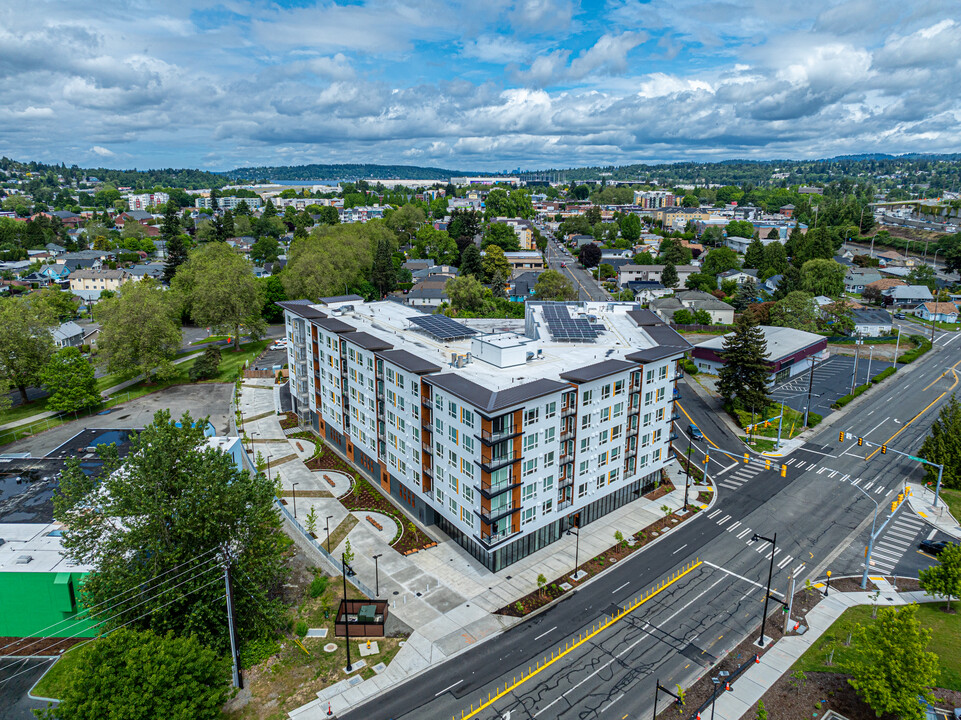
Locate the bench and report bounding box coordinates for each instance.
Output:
[366,515,383,531]
[324,474,336,488]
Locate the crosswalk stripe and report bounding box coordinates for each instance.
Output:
[829,471,838,478]
[737,528,752,539]
[717,515,730,525]
[778,555,792,569]
[793,563,805,576]
[708,509,721,518]
[720,482,740,490]
[727,521,741,532]
[872,549,900,563]
[852,478,861,485]
[898,517,924,528]
[786,458,795,465]
[874,486,884,494]
[840,474,849,482]
[864,481,874,490]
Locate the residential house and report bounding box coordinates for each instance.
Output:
[38,264,70,284]
[882,285,933,306]
[617,264,698,288]
[864,278,905,296]
[844,269,882,293]
[509,271,541,302]
[849,309,894,337]
[651,290,735,325]
[411,265,459,282]
[724,236,782,254]
[52,321,84,348]
[762,275,783,294]
[45,243,66,256]
[68,268,132,297]
[568,234,596,248]
[716,269,758,289]
[502,252,545,273]
[625,280,670,303]
[779,205,795,218]
[405,280,449,309]
[915,302,959,323]
[125,263,165,280]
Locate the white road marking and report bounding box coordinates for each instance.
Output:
[737,528,752,539]
[702,560,768,591]
[601,693,625,714]
[928,529,938,540]
[708,509,721,519]
[717,515,730,526]
[727,521,742,532]
[611,582,630,594]
[435,680,464,696]
[874,486,884,494]
[852,478,861,486]
[671,544,688,555]
[778,555,793,569]
[793,563,806,576]
[863,481,874,490]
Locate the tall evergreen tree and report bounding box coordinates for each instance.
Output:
[717,314,770,412]
[773,263,803,300]
[744,237,765,269]
[919,393,961,490]
[371,236,396,297]
[209,188,219,211]
[661,261,679,289]
[459,243,483,278]
[261,199,276,218]
[159,200,179,246]
[163,233,189,284]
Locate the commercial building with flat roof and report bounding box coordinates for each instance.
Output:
[691,326,828,385]
[280,299,690,570]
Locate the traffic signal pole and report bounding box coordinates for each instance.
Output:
[860,486,909,589]
[838,433,945,508]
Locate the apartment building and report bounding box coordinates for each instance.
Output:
[280,299,689,571]
[124,192,169,210]
[194,196,264,210]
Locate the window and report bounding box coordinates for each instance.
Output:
[646,369,654,383]
[597,451,608,466]
[524,408,539,426]
[542,475,554,492]
[578,460,589,476]
[643,412,652,427]
[436,488,445,504]
[449,475,459,494]
[653,448,661,461]
[639,453,649,468]
[449,426,458,444]
[542,499,553,514]
[448,401,457,419]
[578,484,588,498]
[544,426,556,443]
[596,474,606,490]
[614,379,625,395]
[609,468,620,483]
[522,482,536,501]
[463,435,474,454]
[523,433,539,452]
[448,449,457,467]
[613,402,624,418]
[653,428,662,443]
[642,432,651,446]
[543,451,555,468]
[386,368,394,382]
[462,408,474,429]
[449,496,458,515]
[522,507,536,525]
[462,484,474,504]
[656,407,665,422]
[435,417,444,433]
[523,458,538,476]
[582,389,593,405]
[545,401,557,419]
[435,394,443,411]
[599,429,609,445]
[611,446,621,462]
[611,425,622,441]
[659,366,668,380]
[581,414,591,430]
[600,407,610,423]
[460,506,473,526]
[644,391,654,406]
[436,465,445,482]
[655,388,665,402]
[601,383,611,400]
[462,460,475,479]
[580,437,590,453]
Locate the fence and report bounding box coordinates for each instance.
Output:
[0,391,134,447]
[244,369,275,379]
[670,323,733,333]
[274,499,376,599]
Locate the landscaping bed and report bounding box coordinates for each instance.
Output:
[643,479,676,502]
[339,475,435,555]
[497,502,698,618]
[305,449,354,475]
[279,412,299,430]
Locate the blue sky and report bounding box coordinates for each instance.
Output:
[1,0,959,171]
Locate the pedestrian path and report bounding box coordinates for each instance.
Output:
[866,512,926,575]
[709,588,937,720]
[704,507,806,579]
[906,482,961,539]
[716,463,761,492]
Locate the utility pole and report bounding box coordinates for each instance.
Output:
[851,335,862,394]
[683,435,692,510]
[893,327,902,371]
[752,532,777,647]
[223,551,243,689]
[804,357,816,426]
[866,345,874,381]
[342,554,353,673]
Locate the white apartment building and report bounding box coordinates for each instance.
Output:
[195,196,264,210]
[280,299,688,571]
[633,190,677,209]
[124,192,169,210]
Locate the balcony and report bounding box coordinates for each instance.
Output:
[422,463,433,478]
[478,475,521,500]
[557,499,573,512]
[480,427,521,446]
[477,503,517,527]
[480,527,519,546]
[560,426,575,442]
[479,451,517,474]
[421,439,432,453]
[561,404,576,418]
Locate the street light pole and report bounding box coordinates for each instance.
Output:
[373,553,383,597]
[752,532,777,647]
[342,555,352,673]
[684,435,692,510]
[710,671,730,720]
[568,514,581,579]
[894,326,902,372]
[855,483,880,589]
[325,515,333,553]
[291,482,299,518]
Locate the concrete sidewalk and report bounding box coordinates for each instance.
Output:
[709,587,938,720]
[907,482,961,539]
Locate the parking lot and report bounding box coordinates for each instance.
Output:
[769,354,895,418]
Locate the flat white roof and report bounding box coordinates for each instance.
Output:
[313,301,671,391]
[0,523,90,573]
[695,325,825,360]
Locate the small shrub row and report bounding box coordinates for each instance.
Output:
[832,383,871,409]
[871,366,896,384]
[679,358,699,375]
[898,335,932,364]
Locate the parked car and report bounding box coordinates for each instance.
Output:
[894,313,906,319]
[271,339,288,350]
[688,423,703,440]
[919,539,954,556]
[560,262,566,267]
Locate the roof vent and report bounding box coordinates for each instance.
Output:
[15,555,33,564]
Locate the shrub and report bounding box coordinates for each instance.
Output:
[240,637,280,669]
[807,412,823,427]
[294,620,308,637]
[898,337,932,364]
[189,345,222,381]
[309,574,329,599]
[871,366,895,384]
[680,358,699,375]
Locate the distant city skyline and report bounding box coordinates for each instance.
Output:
[2,1,959,171]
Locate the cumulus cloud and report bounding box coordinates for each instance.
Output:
[0,0,958,170]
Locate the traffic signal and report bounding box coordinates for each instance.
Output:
[881,445,887,454]
[744,453,749,464]
[891,501,897,512]
[857,437,863,446]
[765,459,771,470]
[703,453,709,464]
[781,464,787,477]
[839,431,845,442]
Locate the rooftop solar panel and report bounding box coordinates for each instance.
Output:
[409,314,478,340]
[542,305,597,341]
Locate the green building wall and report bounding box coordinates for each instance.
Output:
[0,572,98,638]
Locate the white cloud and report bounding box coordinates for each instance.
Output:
[91,145,115,157]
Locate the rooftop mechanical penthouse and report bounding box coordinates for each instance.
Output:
[279,298,690,571]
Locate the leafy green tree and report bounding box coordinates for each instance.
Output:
[770,291,818,331]
[173,243,265,350]
[188,345,222,382]
[446,275,487,312]
[490,268,510,300]
[371,236,397,297]
[761,242,788,277]
[37,628,230,720]
[315,205,340,225]
[95,279,182,380]
[744,237,765,269]
[459,244,483,278]
[448,209,481,247]
[534,269,577,301]
[658,238,692,266]
[386,203,425,245]
[700,226,724,247]
[773,264,803,300]
[632,250,655,265]
[283,223,382,300]
[481,244,511,283]
[482,223,520,252]
[619,213,641,243]
[725,220,754,238]
[54,410,289,652]
[579,242,601,268]
[919,393,961,490]
[258,275,288,323]
[0,295,56,403]
[800,259,847,297]
[680,194,699,208]
[907,264,938,293]
[701,246,740,277]
[717,314,770,411]
[251,237,281,265]
[673,308,694,324]
[40,347,99,413]
[846,604,939,720]
[919,542,961,611]
[36,286,79,321]
[661,262,679,289]
[413,226,458,265]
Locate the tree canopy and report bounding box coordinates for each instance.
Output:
[919,393,961,490]
[534,269,577,301]
[40,347,99,413]
[919,542,961,612]
[800,259,847,297]
[0,295,56,402]
[283,222,390,300]
[717,315,770,411]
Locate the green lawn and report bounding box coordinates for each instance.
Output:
[734,403,809,441]
[32,641,91,700]
[905,316,961,331]
[738,435,777,451]
[941,488,961,524]
[188,334,230,346]
[793,603,961,691]
[0,396,52,426]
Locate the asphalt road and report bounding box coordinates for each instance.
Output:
[540,232,609,302]
[340,334,960,720]
[0,657,56,720]
[768,354,895,419]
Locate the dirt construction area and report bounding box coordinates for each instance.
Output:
[1,383,234,458]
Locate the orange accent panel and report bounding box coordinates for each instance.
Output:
[346,443,354,462]
[379,461,390,492]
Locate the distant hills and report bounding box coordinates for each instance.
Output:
[223,163,481,182]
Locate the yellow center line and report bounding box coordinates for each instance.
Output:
[454,560,704,720]
[921,359,961,392]
[675,402,739,460]
[866,360,960,461]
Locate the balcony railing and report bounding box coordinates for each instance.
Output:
[477,503,517,527]
[479,452,516,474]
[560,427,575,442]
[478,476,521,500]
[480,526,519,546]
[480,427,521,445]
[561,404,576,418]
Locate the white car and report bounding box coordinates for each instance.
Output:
[271,339,288,350]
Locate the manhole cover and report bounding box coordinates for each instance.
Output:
[324,643,337,653]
